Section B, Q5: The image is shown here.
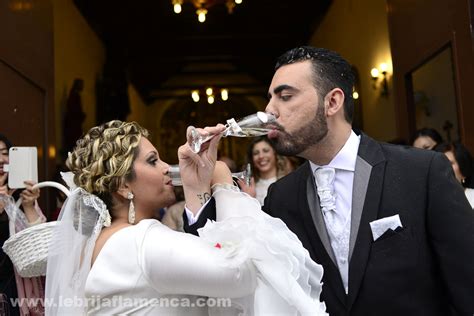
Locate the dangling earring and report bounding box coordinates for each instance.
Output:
[127,192,135,224]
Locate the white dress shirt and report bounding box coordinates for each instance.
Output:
[185,199,211,225]
[310,131,360,294]
[255,177,277,206]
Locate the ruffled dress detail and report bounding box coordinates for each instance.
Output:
[198,185,327,316]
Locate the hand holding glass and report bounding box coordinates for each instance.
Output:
[168,163,252,187]
[189,111,276,153]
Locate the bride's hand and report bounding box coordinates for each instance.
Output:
[178,124,225,189]
[178,124,225,213]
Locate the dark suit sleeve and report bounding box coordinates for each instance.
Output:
[182,197,216,236]
[427,153,474,314]
[262,183,275,216]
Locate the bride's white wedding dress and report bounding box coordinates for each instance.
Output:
[53,185,328,315]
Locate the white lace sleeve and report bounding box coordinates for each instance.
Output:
[25,201,46,227]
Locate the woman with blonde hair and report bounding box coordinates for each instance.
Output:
[45,120,327,315]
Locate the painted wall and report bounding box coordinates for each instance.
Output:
[412,47,458,141]
[53,0,105,159]
[126,83,169,154]
[127,83,149,127]
[309,0,397,141]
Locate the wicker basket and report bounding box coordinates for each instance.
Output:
[2,221,57,278]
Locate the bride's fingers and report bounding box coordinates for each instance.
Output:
[186,125,224,140]
[202,124,226,136]
[189,153,205,168]
[186,124,226,154]
[198,124,225,159]
[186,126,202,144]
[207,133,223,160]
[178,143,205,167]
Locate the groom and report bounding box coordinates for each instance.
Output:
[184,46,474,315]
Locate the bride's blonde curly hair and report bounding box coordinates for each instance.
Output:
[66,120,149,209]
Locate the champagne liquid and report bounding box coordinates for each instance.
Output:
[230,127,272,137]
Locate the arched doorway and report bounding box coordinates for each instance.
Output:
[158,96,261,168]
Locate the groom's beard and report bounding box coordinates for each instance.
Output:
[270,102,328,157]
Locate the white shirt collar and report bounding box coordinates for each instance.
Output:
[310,130,360,173]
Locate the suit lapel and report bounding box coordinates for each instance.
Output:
[306,174,336,263]
[347,134,386,309]
[349,156,372,260]
[300,163,347,306]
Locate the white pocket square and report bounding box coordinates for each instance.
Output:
[369,214,403,241]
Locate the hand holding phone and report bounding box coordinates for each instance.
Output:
[7,147,38,189]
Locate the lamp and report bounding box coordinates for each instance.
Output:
[370,63,390,96]
[191,87,230,103]
[191,90,200,102]
[220,89,229,101]
[172,0,183,13]
[172,0,243,23]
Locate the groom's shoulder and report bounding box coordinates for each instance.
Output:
[382,142,439,166]
[362,133,438,165]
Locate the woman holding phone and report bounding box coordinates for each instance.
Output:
[0,134,45,316]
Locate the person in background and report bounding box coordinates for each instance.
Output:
[0,133,46,316]
[242,136,286,205]
[62,78,86,157]
[161,186,185,231]
[434,141,474,208]
[412,127,443,150]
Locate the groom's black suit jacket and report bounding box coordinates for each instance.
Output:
[184,133,474,315]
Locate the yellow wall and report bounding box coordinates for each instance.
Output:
[127,83,163,147]
[127,83,149,127]
[53,0,105,158]
[309,0,397,141]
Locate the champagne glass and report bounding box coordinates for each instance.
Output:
[189,111,276,153]
[168,163,252,187]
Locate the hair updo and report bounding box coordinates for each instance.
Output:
[66,120,149,209]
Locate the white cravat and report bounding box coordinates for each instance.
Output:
[311,131,361,294]
[314,167,350,294]
[314,167,337,224]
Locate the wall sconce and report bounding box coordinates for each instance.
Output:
[191,87,229,104]
[370,63,390,96]
[352,91,359,100]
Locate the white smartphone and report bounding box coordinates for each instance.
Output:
[7,147,38,189]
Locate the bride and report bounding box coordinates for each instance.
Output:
[45,120,327,315]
